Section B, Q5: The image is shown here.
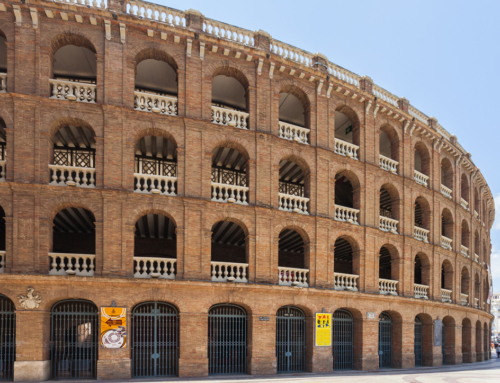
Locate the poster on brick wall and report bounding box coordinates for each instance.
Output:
[100,307,127,348]
[315,313,332,347]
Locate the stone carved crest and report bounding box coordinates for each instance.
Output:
[18,287,42,309]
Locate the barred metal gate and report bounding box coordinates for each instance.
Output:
[208,304,247,375]
[50,300,98,380]
[414,316,422,366]
[333,309,353,370]
[442,325,446,364]
[378,312,392,368]
[0,295,15,381]
[131,302,178,378]
[276,306,305,373]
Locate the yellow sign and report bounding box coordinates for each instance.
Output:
[100,307,127,348]
[315,313,332,347]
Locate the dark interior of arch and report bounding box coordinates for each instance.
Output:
[135,136,177,175]
[279,93,305,126]
[0,119,5,160]
[0,206,5,251]
[135,214,176,258]
[212,75,246,111]
[461,268,469,294]
[279,160,305,196]
[334,112,353,143]
[414,255,422,284]
[334,237,352,274]
[53,126,96,169]
[211,221,246,263]
[278,229,304,269]
[54,45,97,82]
[211,147,247,187]
[441,265,445,289]
[0,34,6,72]
[379,246,391,280]
[53,208,95,254]
[380,188,392,218]
[335,174,353,207]
[135,59,177,95]
[441,159,453,188]
[415,201,422,227]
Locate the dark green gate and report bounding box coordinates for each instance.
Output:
[333,309,353,370]
[0,295,15,381]
[276,306,305,373]
[378,312,392,368]
[414,315,423,366]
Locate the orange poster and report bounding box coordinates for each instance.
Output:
[100,307,127,348]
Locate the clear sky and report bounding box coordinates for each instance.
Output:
[157,0,500,290]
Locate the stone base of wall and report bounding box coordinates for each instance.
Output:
[97,359,131,380]
[14,360,50,381]
[248,356,276,375]
[179,358,208,377]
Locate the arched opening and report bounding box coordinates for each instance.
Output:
[50,299,98,379]
[462,318,472,363]
[334,106,359,159]
[461,173,470,209]
[378,245,398,295]
[414,143,430,186]
[474,188,480,215]
[0,295,15,380]
[0,118,6,180]
[461,267,470,306]
[50,125,96,187]
[132,302,179,377]
[476,320,483,361]
[0,30,5,91]
[208,304,247,375]
[442,316,456,364]
[461,220,470,256]
[414,313,433,366]
[440,158,453,198]
[474,230,480,261]
[279,159,309,215]
[50,207,96,276]
[334,171,360,225]
[414,253,430,299]
[414,197,430,242]
[276,306,306,373]
[378,312,392,368]
[483,278,489,311]
[379,185,399,234]
[211,220,247,283]
[441,260,453,302]
[474,273,480,308]
[379,125,399,173]
[333,309,354,370]
[334,237,358,291]
[211,146,248,204]
[278,89,309,144]
[278,228,308,287]
[211,72,248,129]
[134,135,177,195]
[0,206,5,255]
[414,315,423,366]
[133,213,176,279]
[441,208,453,250]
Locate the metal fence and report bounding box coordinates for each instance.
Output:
[0,295,15,381]
[378,312,392,368]
[414,316,423,366]
[53,147,95,168]
[333,309,353,370]
[211,168,247,187]
[276,306,305,373]
[134,157,177,177]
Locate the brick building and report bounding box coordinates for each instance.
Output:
[0,0,495,380]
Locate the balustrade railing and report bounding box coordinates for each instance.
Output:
[278,267,309,287]
[271,40,314,67]
[49,79,96,103]
[278,121,310,144]
[461,198,469,211]
[474,210,479,219]
[211,105,248,129]
[414,226,429,243]
[441,184,452,199]
[441,288,452,303]
[461,245,469,258]
[54,0,107,9]
[461,293,468,306]
[335,205,359,225]
[441,235,452,250]
[334,273,359,291]
[134,157,177,195]
[279,194,309,215]
[211,167,248,204]
[125,0,185,24]
[475,253,479,263]
[334,138,359,160]
[211,262,248,283]
[134,257,176,279]
[0,250,5,273]
[49,164,96,188]
[49,253,95,276]
[204,19,254,45]
[379,216,398,234]
[54,147,95,168]
[0,73,5,92]
[372,85,399,107]
[414,170,429,187]
[379,155,398,174]
[379,279,398,295]
[414,284,429,299]
[134,91,178,115]
[474,298,479,308]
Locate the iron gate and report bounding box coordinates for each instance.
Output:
[131,302,179,378]
[208,304,247,375]
[0,295,15,381]
[333,309,353,370]
[442,324,446,364]
[276,306,305,373]
[50,300,98,380]
[414,316,422,366]
[378,312,392,368]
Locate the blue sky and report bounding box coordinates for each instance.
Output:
[158,0,500,290]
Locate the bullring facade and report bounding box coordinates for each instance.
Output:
[0,0,495,380]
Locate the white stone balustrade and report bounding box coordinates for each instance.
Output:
[125,0,185,24]
[134,257,176,279]
[49,253,95,276]
[373,85,399,107]
[414,284,429,299]
[49,164,96,188]
[279,194,309,215]
[414,170,429,187]
[335,205,359,225]
[379,216,398,234]
[211,262,248,283]
[461,293,468,306]
[0,250,5,273]
[211,106,248,129]
[461,198,469,211]
[474,298,479,308]
[334,273,359,291]
[474,210,479,219]
[441,184,452,199]
[379,279,398,295]
[211,183,249,205]
[278,267,309,287]
[134,173,177,196]
[204,19,254,45]
[271,40,314,67]
[334,138,359,160]
[441,288,452,303]
[49,79,96,103]
[475,254,479,263]
[0,160,5,182]
[0,73,6,92]
[379,155,398,174]
[278,121,310,144]
[134,91,178,115]
[441,236,452,250]
[54,0,107,9]
[414,226,429,243]
[461,245,469,258]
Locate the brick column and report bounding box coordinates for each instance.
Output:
[306,315,333,372]
[398,319,415,368]
[97,348,131,380]
[354,317,378,370]
[178,312,208,377]
[248,313,276,374]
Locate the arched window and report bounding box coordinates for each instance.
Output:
[211,220,247,283]
[278,88,309,144]
[0,30,6,91]
[414,253,429,299]
[334,171,360,225]
[334,237,358,291]
[133,213,176,279]
[461,267,470,306]
[414,197,430,243]
[461,220,470,257]
[440,158,453,198]
[378,245,398,295]
[279,159,309,215]
[211,146,248,204]
[441,260,453,302]
[379,124,399,173]
[334,106,359,160]
[414,143,430,187]
[278,228,308,287]
[441,208,453,250]
[379,185,399,234]
[461,174,470,210]
[211,72,248,129]
[50,125,96,187]
[134,135,177,195]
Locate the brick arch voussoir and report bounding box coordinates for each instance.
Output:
[203,295,254,315]
[129,294,186,313]
[331,163,362,190]
[378,121,401,144]
[47,115,101,139]
[126,204,181,229]
[377,241,402,260]
[0,194,12,217]
[45,196,102,223]
[273,220,312,245]
[441,257,454,273]
[128,125,179,149]
[205,59,253,88]
[413,138,431,159]
[333,231,363,253]
[0,107,13,129]
[274,79,313,107]
[44,291,100,312]
[270,300,316,317]
[207,212,252,237]
[376,309,405,322]
[378,180,402,201]
[274,147,313,176]
[0,22,13,42]
[331,100,362,127]
[207,135,252,161]
[130,44,182,71]
[47,30,101,58]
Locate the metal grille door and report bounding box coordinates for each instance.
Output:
[333,309,353,370]
[442,325,446,364]
[276,306,305,373]
[414,316,422,366]
[50,300,98,380]
[131,302,178,378]
[0,296,15,381]
[208,304,247,375]
[378,312,392,368]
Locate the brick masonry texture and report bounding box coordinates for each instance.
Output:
[0,0,495,380]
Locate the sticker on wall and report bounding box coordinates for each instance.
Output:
[100,307,127,348]
[315,313,332,347]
